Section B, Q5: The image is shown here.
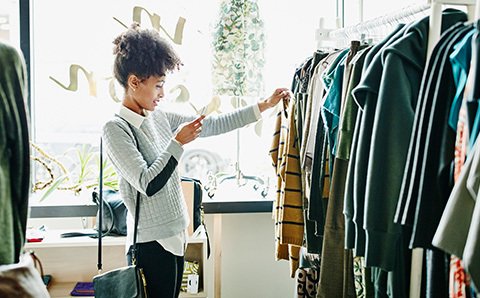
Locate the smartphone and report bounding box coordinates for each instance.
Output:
[198,106,209,116]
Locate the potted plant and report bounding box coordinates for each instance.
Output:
[30,142,118,203]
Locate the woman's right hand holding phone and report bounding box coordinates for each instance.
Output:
[174,115,205,145]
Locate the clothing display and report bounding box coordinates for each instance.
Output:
[270,6,480,298]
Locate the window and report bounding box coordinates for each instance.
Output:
[30,1,221,202]
[27,0,337,203]
[0,0,20,46]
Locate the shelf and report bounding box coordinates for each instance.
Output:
[29,229,208,297]
[25,229,207,248]
[28,179,209,297]
[180,291,208,298]
[46,281,207,298]
[25,229,125,249]
[48,281,91,298]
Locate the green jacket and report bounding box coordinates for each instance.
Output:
[362,9,466,271]
[350,23,408,258]
[0,41,30,265]
[348,9,466,298]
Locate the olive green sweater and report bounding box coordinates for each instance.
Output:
[0,41,30,265]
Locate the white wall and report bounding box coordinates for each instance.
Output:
[204,213,295,298]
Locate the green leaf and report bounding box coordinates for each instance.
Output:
[39,175,68,202]
[76,144,95,185]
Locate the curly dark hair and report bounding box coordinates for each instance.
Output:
[112,22,182,88]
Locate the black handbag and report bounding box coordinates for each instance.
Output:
[181,177,211,258]
[181,177,204,232]
[92,189,127,236]
[92,137,147,298]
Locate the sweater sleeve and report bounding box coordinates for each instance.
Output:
[163,104,261,137]
[200,104,260,136]
[103,121,184,196]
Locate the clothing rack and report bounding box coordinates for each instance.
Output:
[318,0,478,52]
[317,3,431,49]
[315,17,342,50]
[314,1,479,298]
[427,0,476,57]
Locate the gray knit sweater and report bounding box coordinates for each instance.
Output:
[103,104,260,243]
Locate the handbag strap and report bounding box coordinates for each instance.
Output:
[130,192,141,263]
[29,250,44,277]
[97,138,104,272]
[91,190,116,237]
[97,121,142,270]
[124,121,142,264]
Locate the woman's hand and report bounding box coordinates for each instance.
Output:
[258,88,291,112]
[174,115,205,145]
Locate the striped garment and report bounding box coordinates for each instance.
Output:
[270,99,305,277]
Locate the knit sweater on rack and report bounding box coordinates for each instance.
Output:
[103,104,260,244]
[270,99,304,277]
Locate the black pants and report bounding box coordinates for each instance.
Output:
[127,241,185,298]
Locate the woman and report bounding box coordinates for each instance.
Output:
[103,23,290,297]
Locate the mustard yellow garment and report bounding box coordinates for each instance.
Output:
[270,99,304,277]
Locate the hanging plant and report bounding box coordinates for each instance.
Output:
[211,0,265,99]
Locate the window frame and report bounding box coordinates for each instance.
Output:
[19,0,30,115]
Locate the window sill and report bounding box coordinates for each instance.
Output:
[29,204,97,218]
[29,199,274,217]
[27,189,274,218]
[28,191,97,218]
[25,229,124,248]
